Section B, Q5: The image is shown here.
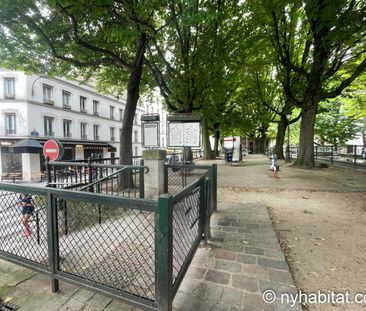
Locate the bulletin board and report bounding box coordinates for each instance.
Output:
[141,114,160,148]
[167,114,202,147]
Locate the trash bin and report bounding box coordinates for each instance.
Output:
[225,149,233,162]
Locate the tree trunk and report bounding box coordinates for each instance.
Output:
[258,134,266,154]
[120,34,147,165]
[295,103,318,168]
[274,116,287,159]
[213,123,220,156]
[202,117,215,160]
[258,125,269,154]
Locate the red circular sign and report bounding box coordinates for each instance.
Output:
[43,139,63,161]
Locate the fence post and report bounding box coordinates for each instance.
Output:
[87,157,94,192]
[201,178,209,245]
[140,159,145,199]
[46,191,60,293]
[212,164,217,212]
[155,194,173,311]
[45,156,52,186]
[163,164,168,194]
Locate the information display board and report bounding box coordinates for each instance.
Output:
[143,123,159,147]
[167,114,201,147]
[141,114,160,148]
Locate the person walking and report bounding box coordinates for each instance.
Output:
[18,193,34,237]
[271,153,279,178]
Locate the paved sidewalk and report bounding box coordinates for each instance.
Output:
[0,159,302,311]
[175,197,302,311]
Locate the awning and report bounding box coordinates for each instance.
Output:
[2,138,117,153]
[60,141,117,152]
[10,139,43,154]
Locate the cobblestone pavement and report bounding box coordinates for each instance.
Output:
[0,159,302,311]
[174,199,302,311]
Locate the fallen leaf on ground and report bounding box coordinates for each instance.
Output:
[329,267,337,271]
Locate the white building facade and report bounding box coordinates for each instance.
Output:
[0,68,143,179]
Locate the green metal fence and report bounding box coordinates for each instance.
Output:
[0,170,211,310]
[45,159,147,198]
[164,163,217,242]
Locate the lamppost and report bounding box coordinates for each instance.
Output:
[285,114,291,161]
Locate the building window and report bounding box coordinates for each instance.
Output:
[62,91,71,109]
[162,137,165,147]
[63,120,72,138]
[43,84,54,104]
[93,100,99,116]
[110,106,115,119]
[93,125,100,141]
[44,116,55,137]
[80,122,87,139]
[134,146,138,156]
[119,108,123,121]
[134,130,138,143]
[80,96,87,113]
[5,114,16,135]
[4,78,15,99]
[110,127,115,142]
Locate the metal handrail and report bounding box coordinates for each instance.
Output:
[49,161,149,172]
[78,166,130,192]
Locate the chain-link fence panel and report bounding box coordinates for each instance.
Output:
[171,184,201,286]
[0,190,48,266]
[78,167,143,198]
[55,197,156,301]
[166,166,209,195]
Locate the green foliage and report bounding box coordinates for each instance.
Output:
[0,0,163,92]
[315,100,360,146]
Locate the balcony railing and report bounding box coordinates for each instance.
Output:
[111,137,115,142]
[4,93,15,99]
[81,134,87,140]
[93,111,99,116]
[45,131,55,137]
[63,104,71,109]
[64,133,72,138]
[80,108,87,113]
[94,136,100,141]
[5,129,16,135]
[44,99,55,105]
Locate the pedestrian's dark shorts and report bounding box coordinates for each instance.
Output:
[22,206,34,215]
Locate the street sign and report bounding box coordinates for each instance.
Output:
[43,139,64,161]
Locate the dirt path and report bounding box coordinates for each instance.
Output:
[201,155,366,310]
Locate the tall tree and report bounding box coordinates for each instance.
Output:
[0,0,164,164]
[146,0,246,159]
[250,0,366,167]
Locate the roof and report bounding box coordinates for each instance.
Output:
[10,139,43,154]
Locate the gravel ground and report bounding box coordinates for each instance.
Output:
[200,155,366,311]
